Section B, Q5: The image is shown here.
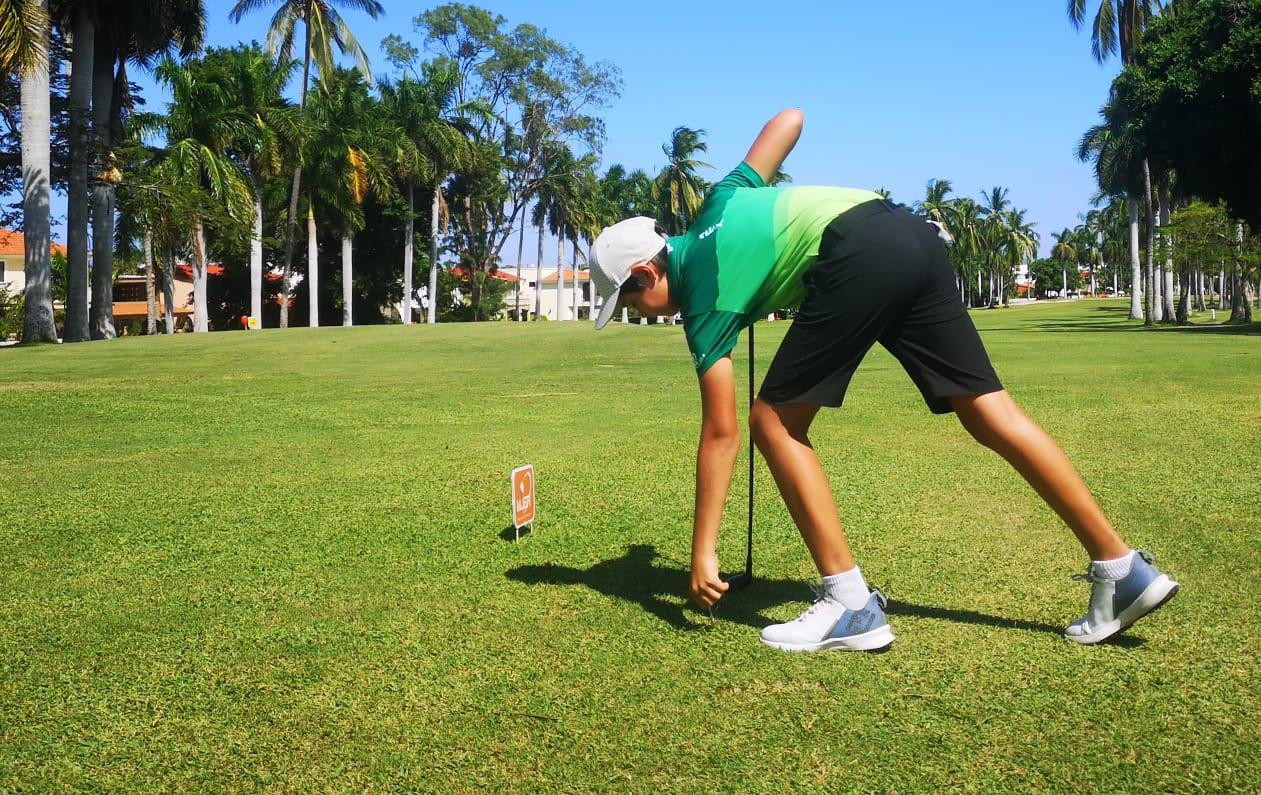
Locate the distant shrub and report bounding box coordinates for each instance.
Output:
[0,286,22,340]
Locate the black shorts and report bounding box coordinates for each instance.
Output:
[759,199,1003,414]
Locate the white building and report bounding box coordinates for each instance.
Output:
[502,266,598,321]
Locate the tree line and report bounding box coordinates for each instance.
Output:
[1068,0,1260,325]
[5,1,1257,342]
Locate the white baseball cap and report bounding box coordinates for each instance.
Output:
[590,216,668,330]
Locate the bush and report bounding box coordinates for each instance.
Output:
[0,286,22,340]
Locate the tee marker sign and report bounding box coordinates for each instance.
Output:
[511,464,535,541]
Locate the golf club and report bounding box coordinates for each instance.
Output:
[725,324,755,591]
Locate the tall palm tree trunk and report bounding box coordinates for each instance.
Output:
[533,220,543,321]
[1128,200,1143,319]
[89,42,115,340]
[307,206,318,327]
[250,172,263,326]
[191,220,209,332]
[144,229,156,334]
[1159,185,1176,323]
[1230,223,1252,323]
[279,26,313,329]
[556,227,565,321]
[570,235,579,321]
[341,233,352,326]
[1176,270,1190,324]
[514,218,525,321]
[1141,160,1156,325]
[426,179,440,324]
[20,2,56,344]
[402,180,413,324]
[162,250,175,334]
[64,5,94,342]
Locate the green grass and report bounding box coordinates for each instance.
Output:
[1,300,1258,791]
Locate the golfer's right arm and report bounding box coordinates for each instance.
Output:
[691,355,738,607]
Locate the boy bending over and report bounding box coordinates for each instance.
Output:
[589,109,1178,651]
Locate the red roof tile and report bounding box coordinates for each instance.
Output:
[0,228,67,257]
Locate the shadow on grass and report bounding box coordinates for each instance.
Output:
[499,524,531,542]
[505,544,1145,645]
[506,544,804,630]
[885,599,1145,648]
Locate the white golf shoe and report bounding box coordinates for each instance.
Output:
[760,588,895,652]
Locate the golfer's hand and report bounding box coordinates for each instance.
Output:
[690,552,729,608]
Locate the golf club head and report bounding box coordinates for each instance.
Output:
[725,571,752,591]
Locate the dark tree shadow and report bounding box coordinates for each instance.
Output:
[505,544,1146,645]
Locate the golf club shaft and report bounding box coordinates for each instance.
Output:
[746,324,754,576]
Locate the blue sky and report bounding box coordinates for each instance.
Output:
[114,1,1121,259]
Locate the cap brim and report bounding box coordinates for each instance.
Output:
[593,288,622,330]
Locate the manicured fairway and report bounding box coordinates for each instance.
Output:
[1,300,1258,791]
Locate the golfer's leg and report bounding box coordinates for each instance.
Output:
[749,398,856,575]
[951,390,1128,561]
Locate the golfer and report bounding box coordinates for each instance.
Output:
[590,109,1178,651]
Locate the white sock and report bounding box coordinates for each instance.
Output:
[1092,549,1135,580]
[821,566,871,611]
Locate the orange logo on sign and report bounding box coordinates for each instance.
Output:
[512,465,535,529]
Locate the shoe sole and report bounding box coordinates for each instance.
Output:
[760,624,896,653]
[1066,574,1180,645]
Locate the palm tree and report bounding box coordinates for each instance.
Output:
[142,56,253,331]
[1079,103,1146,319]
[16,0,55,342]
[57,0,96,341]
[0,0,47,78]
[86,0,205,340]
[916,178,954,226]
[652,126,710,235]
[305,67,394,326]
[378,61,471,324]
[1069,0,1164,322]
[1002,208,1038,305]
[212,44,300,329]
[1067,0,1162,66]
[1051,228,1078,299]
[229,0,384,328]
[978,187,1013,306]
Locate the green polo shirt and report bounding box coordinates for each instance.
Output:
[667,162,880,375]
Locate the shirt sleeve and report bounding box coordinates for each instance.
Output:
[684,310,746,376]
[712,161,768,193]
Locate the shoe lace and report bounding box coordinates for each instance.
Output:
[1070,550,1156,584]
[793,583,889,622]
[793,584,832,623]
[1071,564,1103,585]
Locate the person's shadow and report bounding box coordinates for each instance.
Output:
[504,544,1144,645]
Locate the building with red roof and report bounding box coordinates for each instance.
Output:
[0,228,67,295]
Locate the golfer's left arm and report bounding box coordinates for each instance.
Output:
[692,355,739,607]
[742,108,803,184]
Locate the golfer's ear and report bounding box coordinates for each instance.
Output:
[698,355,738,438]
[744,108,804,184]
[629,262,657,288]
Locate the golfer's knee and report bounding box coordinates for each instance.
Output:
[748,402,776,450]
[955,391,1024,449]
[749,401,808,449]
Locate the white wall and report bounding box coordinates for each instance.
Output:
[0,256,26,293]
